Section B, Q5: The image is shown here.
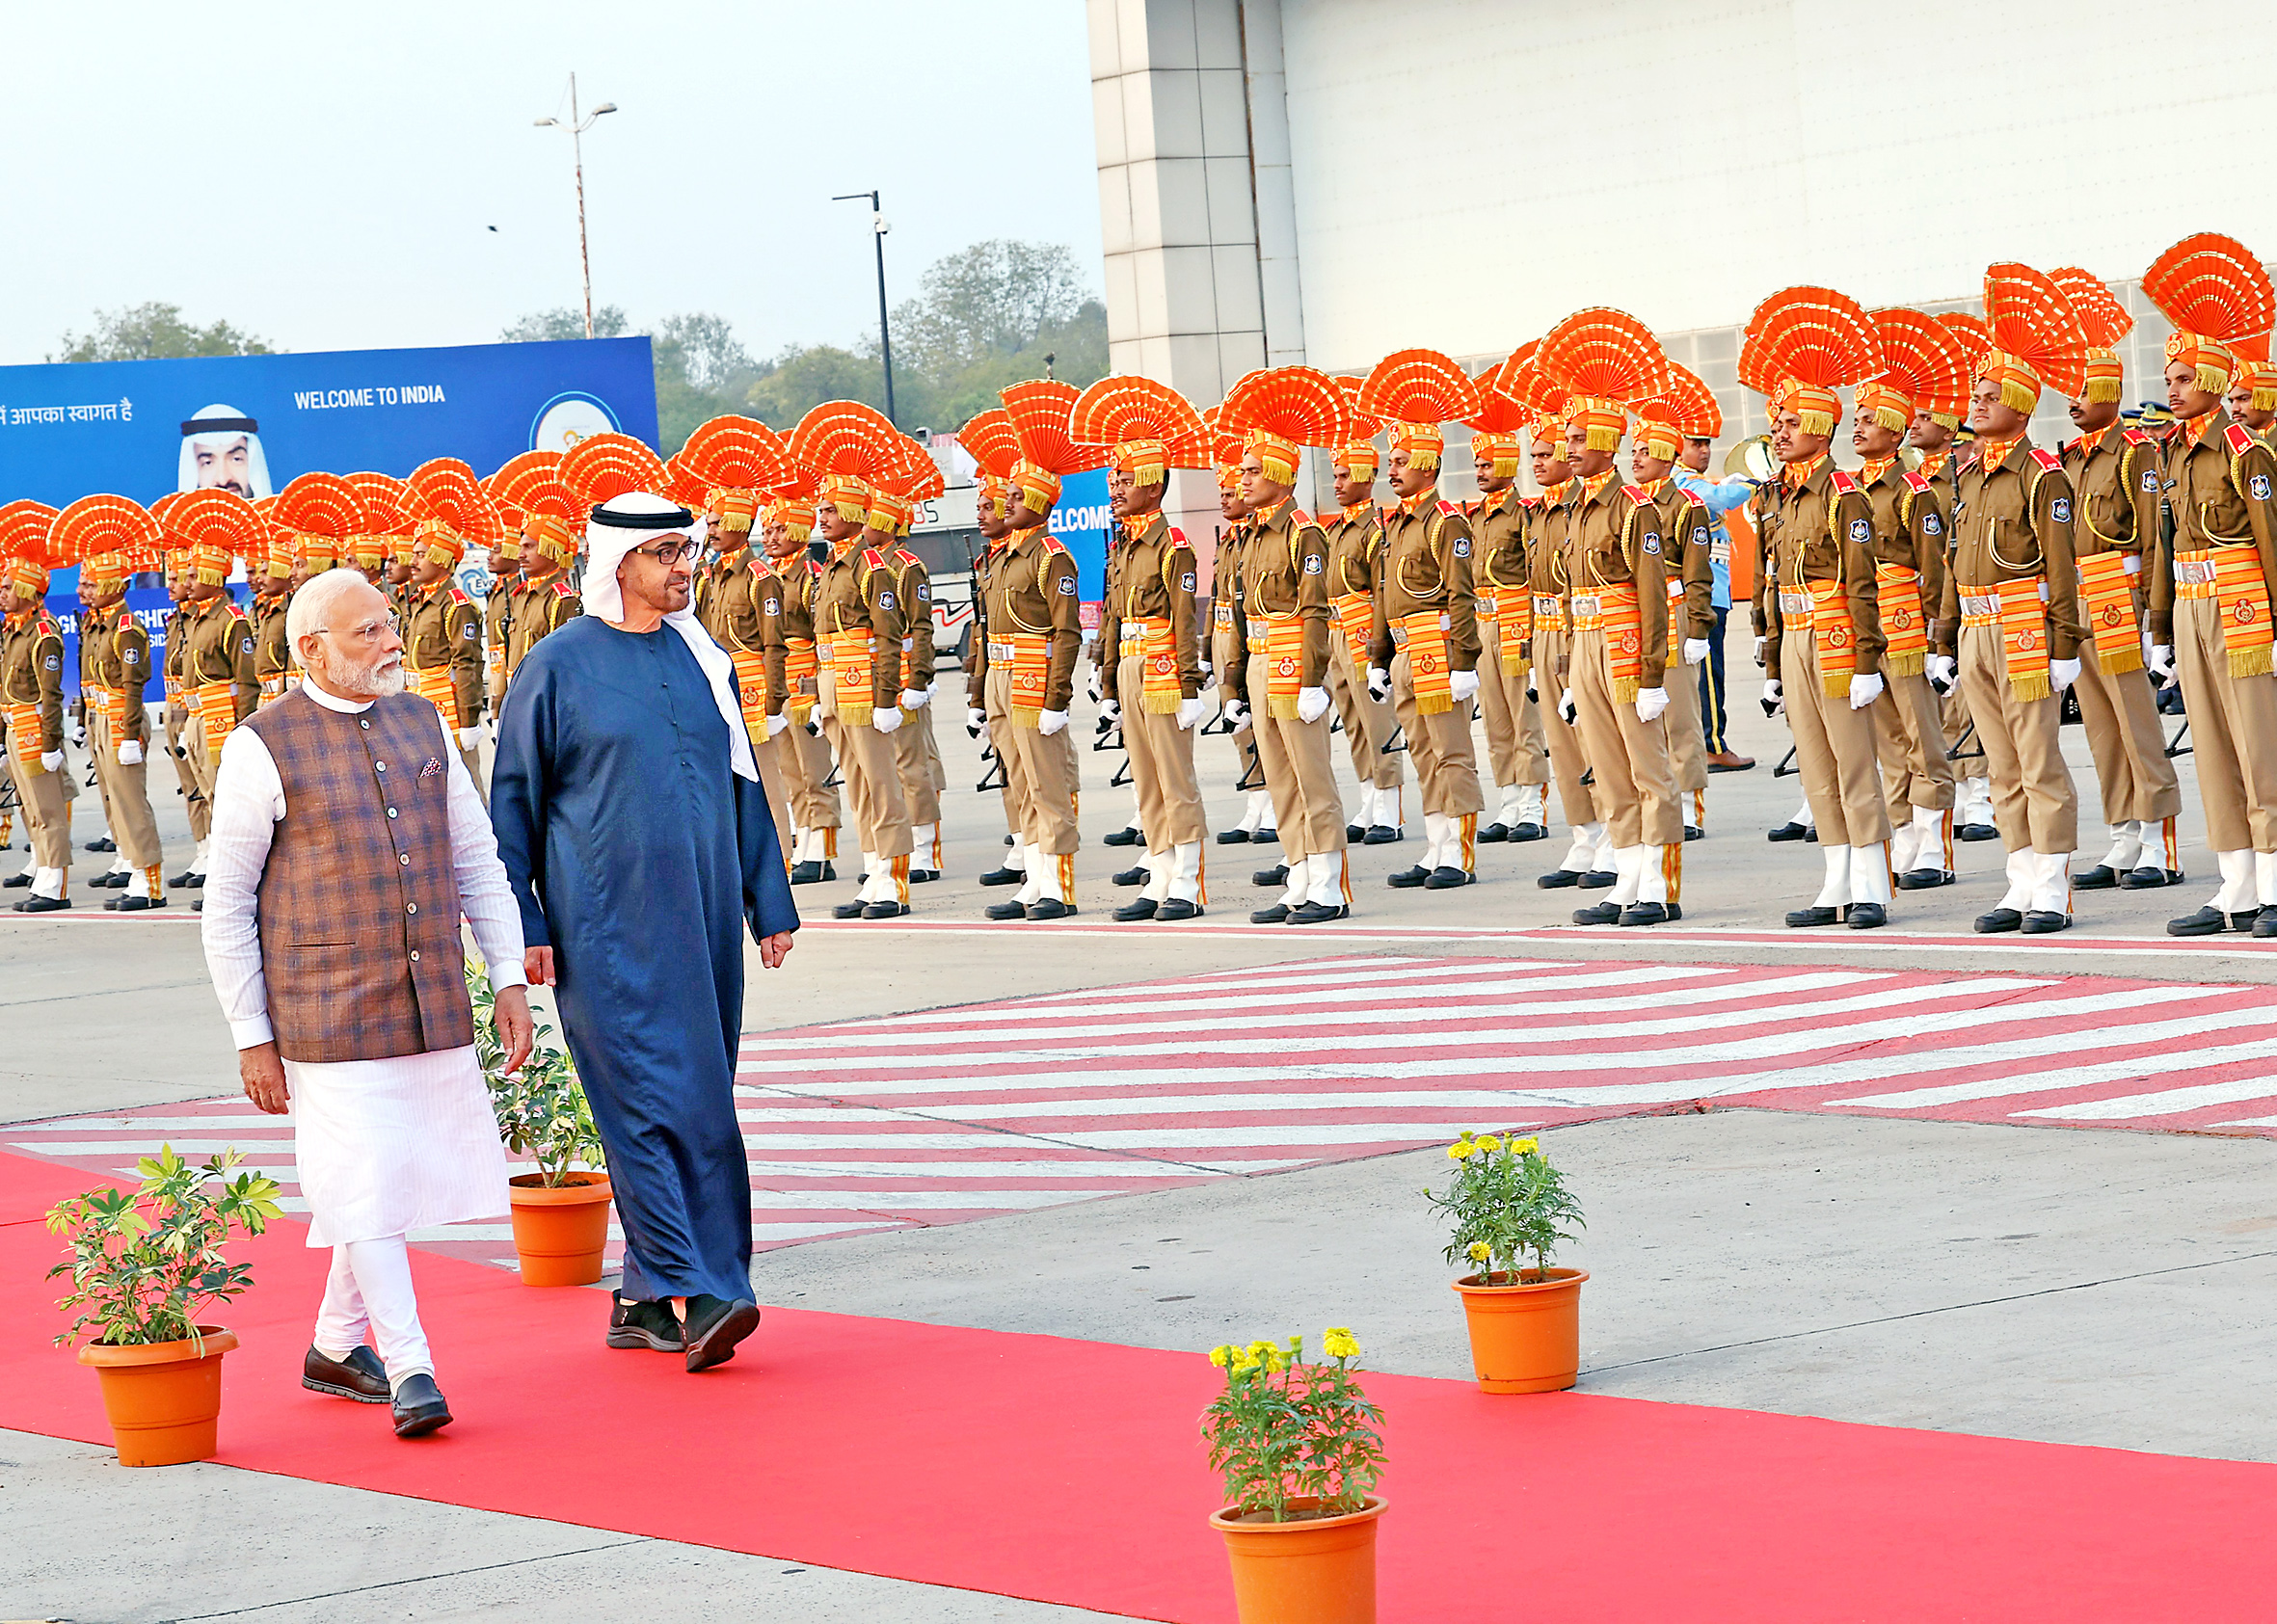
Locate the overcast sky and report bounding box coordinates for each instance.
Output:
[2,1,1104,365]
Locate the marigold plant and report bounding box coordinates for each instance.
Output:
[469,960,607,1187]
[1200,1329,1384,1522]
[1424,1131,1584,1284]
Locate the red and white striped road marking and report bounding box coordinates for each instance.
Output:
[12,955,2277,1275]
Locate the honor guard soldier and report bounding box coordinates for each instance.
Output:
[1219,365,1357,923]
[1935,264,2092,934]
[0,504,72,911]
[489,463,584,684]
[158,547,212,887]
[1929,312,2001,844]
[2224,359,2277,444]
[2049,267,2184,891]
[399,460,492,791]
[165,489,264,914]
[865,478,946,881]
[1520,408,1607,887]
[343,472,416,598]
[1626,367,1721,840]
[1538,307,1685,925]
[1205,405,1276,849]
[1354,349,1487,892]
[957,410,1033,889]
[1071,375,1217,920]
[250,535,293,707]
[1320,419,1406,844]
[2138,234,2277,935]
[758,495,841,882]
[1461,370,1551,845]
[56,498,168,910]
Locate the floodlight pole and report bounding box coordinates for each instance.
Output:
[535,75,618,339]
[834,190,897,424]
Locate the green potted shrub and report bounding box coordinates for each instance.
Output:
[47,1145,283,1466]
[470,962,612,1286]
[1425,1131,1588,1394]
[1201,1329,1386,1624]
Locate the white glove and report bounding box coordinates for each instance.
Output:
[1037,708,1069,736]
[1297,685,1332,724]
[1847,672,1884,710]
[117,738,144,766]
[967,706,989,735]
[68,721,86,749]
[871,706,903,735]
[1558,688,1578,726]
[1753,634,1767,668]
[1683,638,1709,667]
[1085,666,1104,703]
[1761,679,1784,717]
[1365,666,1391,702]
[1449,669,1481,704]
[1634,685,1671,723]
[1099,698,1122,725]
[1225,697,1252,733]
[1176,695,1210,731]
[1925,652,1958,693]
[899,687,929,710]
[40,750,63,773]
[765,712,790,737]
[2049,656,2080,694]
[456,727,483,751]
[2150,644,2177,682]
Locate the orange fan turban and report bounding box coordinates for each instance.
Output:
[2144,233,2273,398]
[1471,429,1526,476]
[1331,440,1379,479]
[819,472,871,523]
[866,489,914,535]
[1745,287,1879,439]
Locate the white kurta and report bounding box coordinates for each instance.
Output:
[201,680,527,1248]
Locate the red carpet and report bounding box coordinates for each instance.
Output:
[8,1149,2272,1621]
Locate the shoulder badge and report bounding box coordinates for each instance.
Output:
[2227,422,2261,459]
[448,587,471,606]
[1168,527,1192,550]
[2028,448,2062,473]
[2122,428,2153,448]
[1291,509,1313,527]
[1680,487,1707,509]
[1520,495,1541,512]
[1042,536,1069,556]
[1900,471,1931,494]
[1620,483,1651,505]
[1827,469,1860,495]
[1435,499,1460,518]
[860,546,887,570]
[553,581,574,599]
[894,547,922,569]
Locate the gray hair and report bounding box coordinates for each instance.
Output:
[285,568,378,649]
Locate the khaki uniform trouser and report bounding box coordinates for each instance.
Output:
[1391,648,1484,818]
[184,712,222,807]
[3,724,70,869]
[779,708,842,835]
[1246,661,1346,862]
[892,708,943,828]
[1213,625,1265,798]
[1477,624,1549,790]
[1116,654,1206,849]
[1956,622,2076,855]
[1664,644,1707,799]
[1569,626,1682,848]
[985,665,1079,856]
[1941,686,1983,779]
[2173,595,2277,852]
[1875,669,1957,812]
[1535,625,1596,830]
[2074,637,2181,829]
[163,704,210,843]
[1782,634,1892,848]
[818,669,913,860]
[1326,636,1404,789]
[88,714,162,869]
[752,730,793,866]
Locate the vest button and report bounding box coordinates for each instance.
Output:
[361,719,370,729]
[387,808,397,819]
[410,950,420,963]
[399,853,411,865]
[375,761,388,773]
[406,902,417,915]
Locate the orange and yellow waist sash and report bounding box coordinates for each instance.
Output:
[784,637,819,715]
[728,648,769,732]
[405,664,462,731]
[1873,564,1928,678]
[2172,546,2273,679]
[1958,576,2053,702]
[1330,591,1373,664]
[986,630,1050,727]
[1393,609,1454,713]
[1569,584,1646,703]
[1480,588,1532,676]
[2076,550,2144,675]
[828,629,878,727]
[4,703,43,766]
[1117,616,1183,713]
[1246,613,1308,720]
[188,681,242,739]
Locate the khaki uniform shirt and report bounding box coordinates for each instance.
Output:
[2150,413,2277,645]
[1755,457,1885,682]
[1228,499,1330,698]
[1564,472,1674,687]
[1638,478,1717,647]
[508,573,581,676]
[969,527,1081,712]
[1369,495,1479,673]
[404,582,485,729]
[1857,459,1950,647]
[1098,510,1203,704]
[94,605,152,746]
[186,596,259,725]
[1937,437,2084,660]
[2,610,67,750]
[815,541,910,709]
[965,536,1007,709]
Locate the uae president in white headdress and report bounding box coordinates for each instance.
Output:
[178,403,275,500]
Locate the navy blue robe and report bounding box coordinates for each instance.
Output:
[490,617,797,1302]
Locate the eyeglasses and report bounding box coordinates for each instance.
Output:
[632,540,700,566]
[312,614,401,643]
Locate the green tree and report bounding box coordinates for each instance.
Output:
[500,306,630,342]
[50,302,273,363]
[743,343,889,431]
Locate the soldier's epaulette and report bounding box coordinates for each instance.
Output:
[893,547,923,569]
[1620,483,1652,506]
[1168,526,1192,550]
[2122,428,2154,448]
[1827,469,1860,495]
[860,546,888,570]
[1435,499,1461,518]
[1041,536,1069,556]
[447,587,471,606]
[552,581,575,599]
[35,616,61,638]
[1900,471,1932,495]
[1680,487,1708,508]
[2028,448,2063,473]
[2226,423,2263,460]
[1520,494,1542,512]
[807,558,824,575]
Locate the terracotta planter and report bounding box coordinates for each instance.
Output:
[1210,1494,1384,1624]
[1454,1267,1588,1394]
[507,1172,613,1286]
[77,1325,238,1467]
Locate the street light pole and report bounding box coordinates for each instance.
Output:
[833,190,896,424]
[534,75,617,339]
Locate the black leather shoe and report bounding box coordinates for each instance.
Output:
[1345,822,1365,841]
[1423,865,1473,890]
[2254,911,2277,940]
[1251,829,1279,847]
[1847,902,1887,930]
[2022,910,2070,934]
[97,871,129,888]
[985,898,1029,920]
[1785,905,1839,927]
[1025,898,1074,920]
[1288,900,1349,924]
[1571,901,1621,924]
[15,895,68,913]
[1104,826,1140,847]
[1155,898,1201,921]
[1112,865,1147,887]
[2167,905,2226,936]
[192,898,202,913]
[1216,829,1252,844]
[303,1344,390,1402]
[1767,822,1810,842]
[1386,865,1430,889]
[1974,908,2024,933]
[606,1291,685,1351]
[390,1372,452,1437]
[1,874,29,888]
[1112,897,1158,921]
[908,868,940,884]
[1363,824,1402,844]
[1537,868,1582,889]
[1896,867,1953,891]
[862,900,912,919]
[790,861,832,885]
[1250,902,1291,923]
[1478,822,1510,844]
[168,868,198,889]
[1958,823,2000,842]
[1619,901,1672,926]
[683,1294,762,1372]
[978,866,1023,886]
[1683,825,1703,841]
[833,899,869,918]
[2073,865,2118,890]
[1253,864,1288,887]
[2235,908,2267,932]
[1510,823,1547,842]
[86,837,116,853]
[106,895,166,912]
[2118,865,2169,890]
[1578,869,1617,890]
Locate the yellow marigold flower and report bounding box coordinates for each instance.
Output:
[1447,1143,1472,1160]
[1323,1328,1360,1360]
[1233,1352,1262,1374]
[1209,1344,1234,1368]
[1475,1134,1502,1153]
[1467,1240,1491,1263]
[1514,1136,1540,1155]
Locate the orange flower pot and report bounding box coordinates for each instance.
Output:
[1209,1495,1384,1624]
[1453,1267,1588,1394]
[77,1325,238,1467]
[507,1172,613,1286]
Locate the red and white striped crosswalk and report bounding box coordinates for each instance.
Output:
[12,953,2277,1270]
